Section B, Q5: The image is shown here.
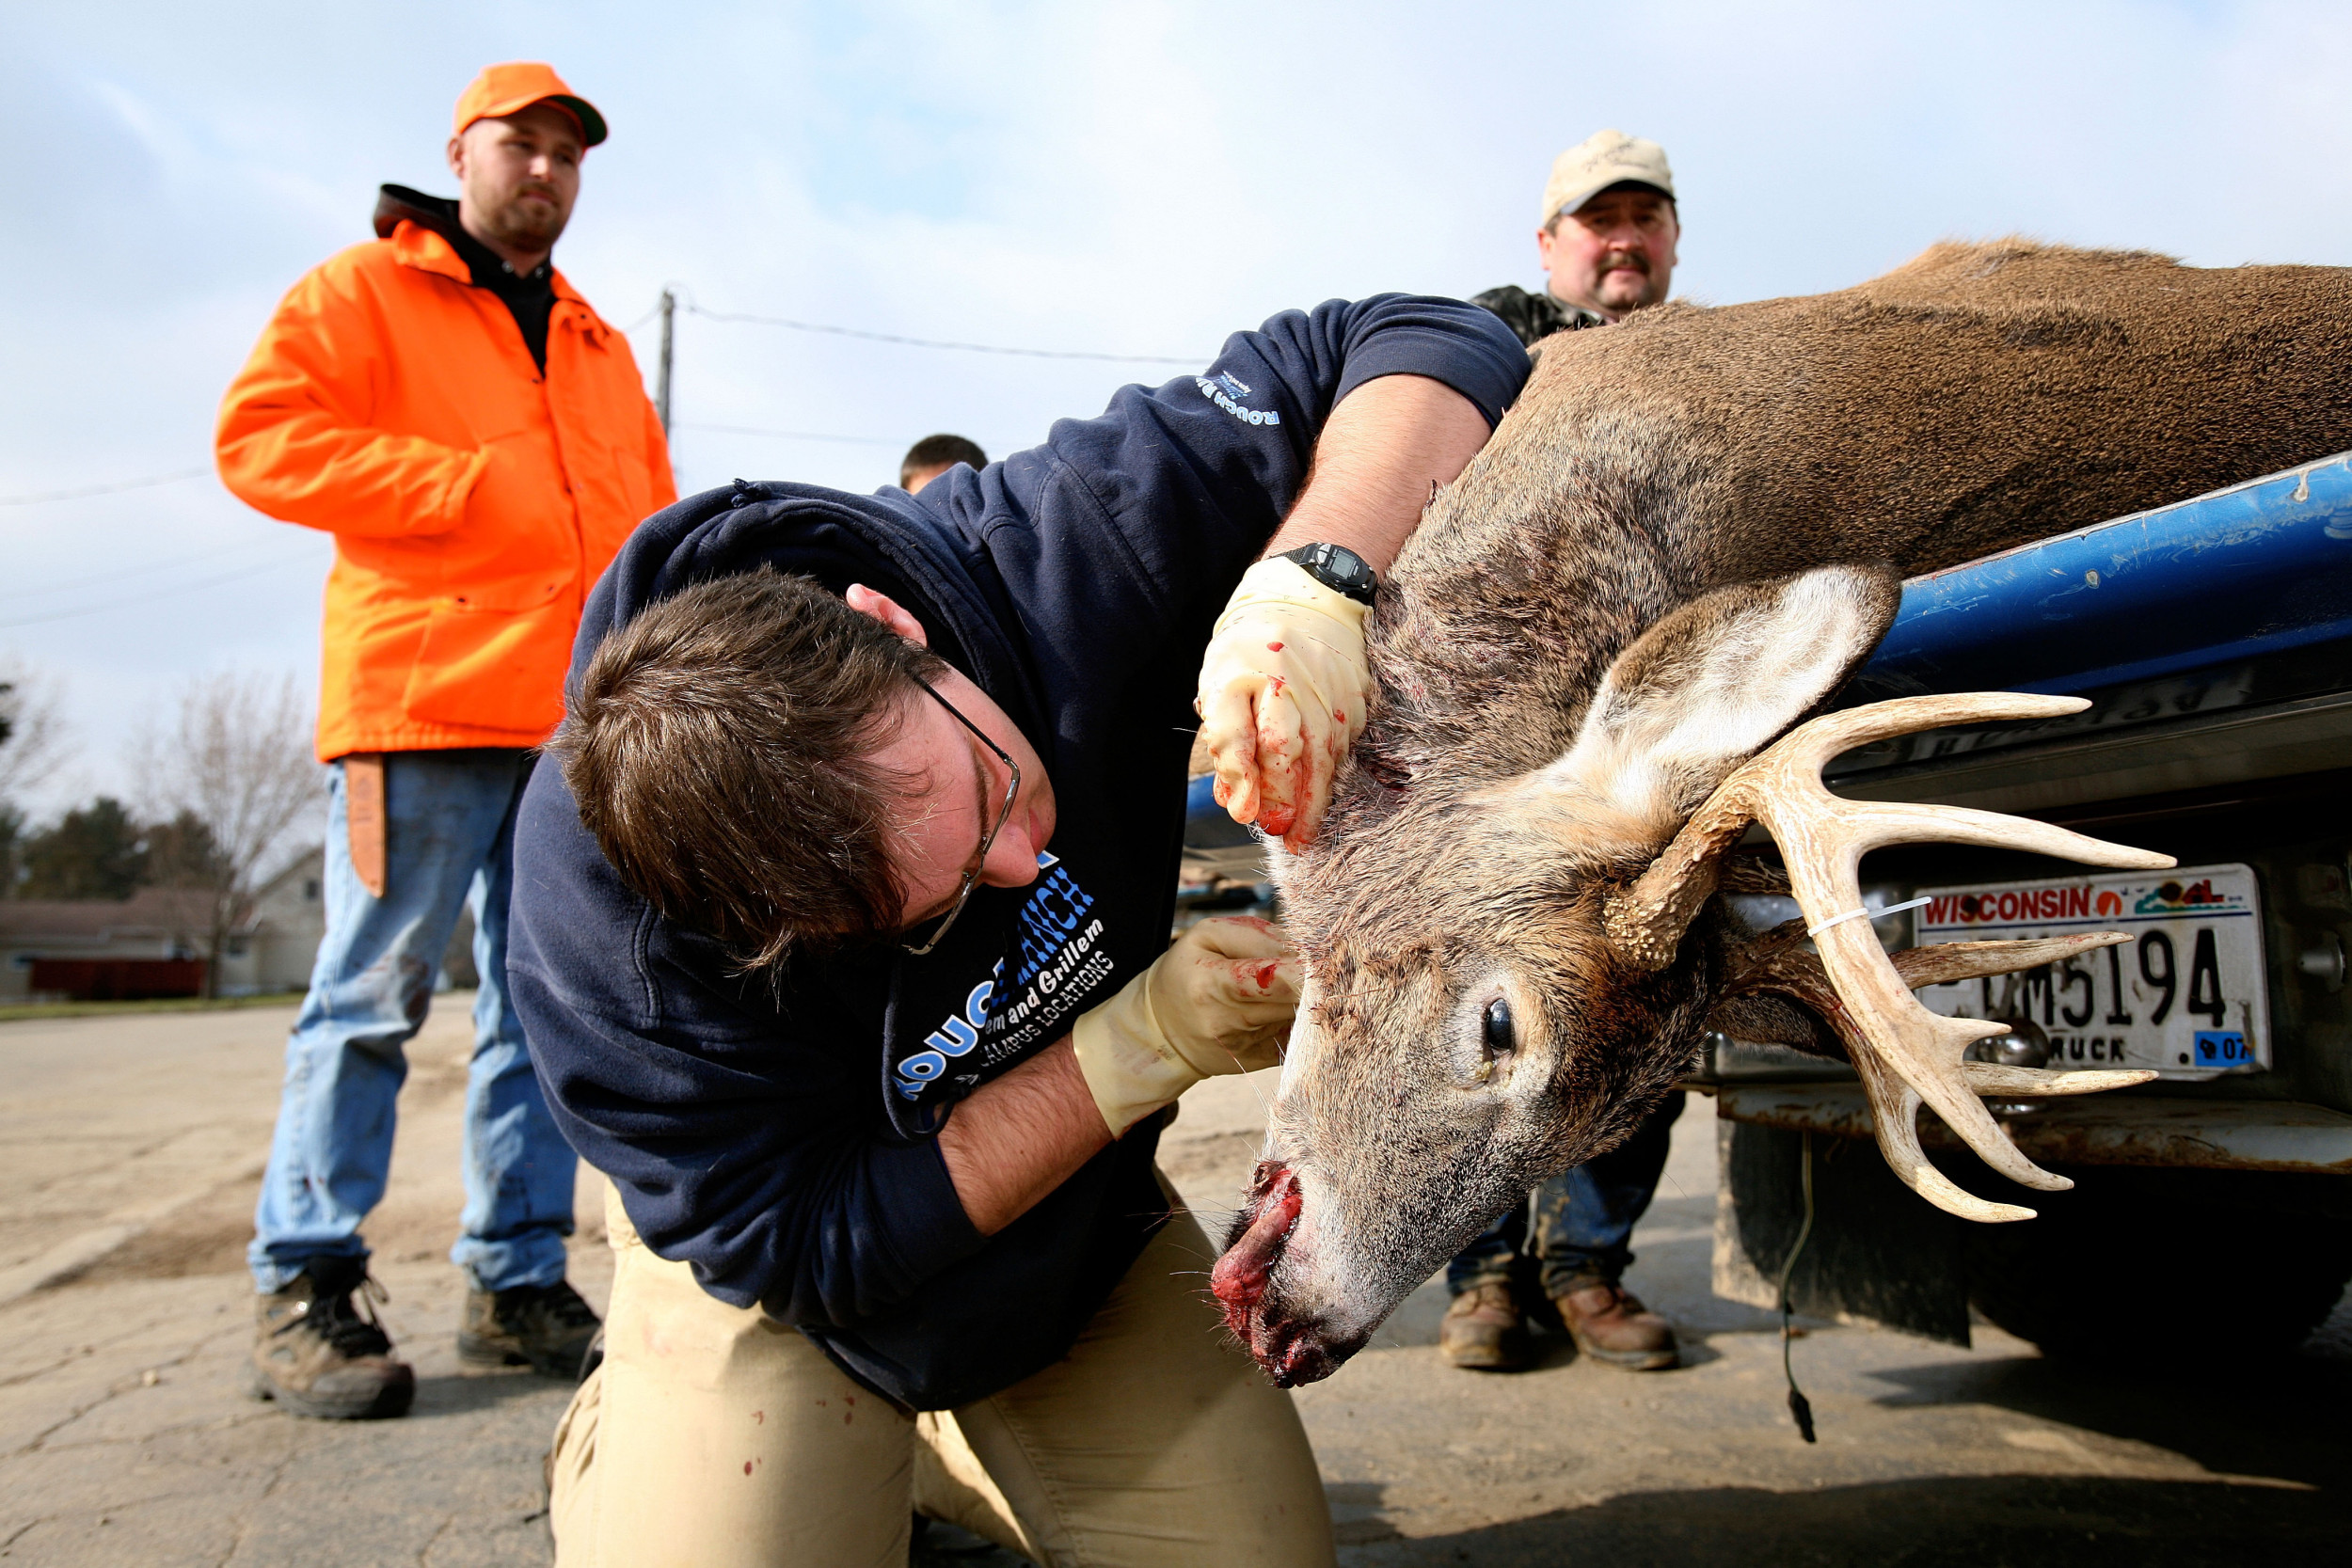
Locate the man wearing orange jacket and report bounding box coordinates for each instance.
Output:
[216,62,673,1420]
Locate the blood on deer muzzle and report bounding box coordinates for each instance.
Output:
[1211,1163,1346,1387]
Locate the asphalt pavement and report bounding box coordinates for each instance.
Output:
[1,998,2344,1566]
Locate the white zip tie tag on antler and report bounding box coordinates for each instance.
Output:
[1805,895,1932,939]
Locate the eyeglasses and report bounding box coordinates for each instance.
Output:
[899,679,1023,957]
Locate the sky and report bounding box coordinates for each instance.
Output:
[4,0,2350,819]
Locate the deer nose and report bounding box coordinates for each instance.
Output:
[1211,1165,1300,1318]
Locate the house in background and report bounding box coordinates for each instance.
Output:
[214,847,332,997]
[0,888,205,1001]
[2,847,329,1001]
[2,844,476,1003]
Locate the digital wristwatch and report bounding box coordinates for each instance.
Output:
[1275,541,1378,605]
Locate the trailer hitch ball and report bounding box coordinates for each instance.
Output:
[2296,933,2345,992]
[1964,1017,2050,1070]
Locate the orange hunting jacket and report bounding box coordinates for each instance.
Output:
[217,221,674,760]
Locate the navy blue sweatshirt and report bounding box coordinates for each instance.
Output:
[508,295,1527,1411]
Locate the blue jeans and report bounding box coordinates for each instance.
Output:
[1446,1093,1685,1300]
[248,751,577,1294]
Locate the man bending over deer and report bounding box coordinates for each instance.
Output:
[510,294,1525,1565]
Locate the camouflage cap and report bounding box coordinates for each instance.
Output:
[1540,129,1674,227]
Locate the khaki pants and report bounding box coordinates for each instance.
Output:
[550,1181,1335,1567]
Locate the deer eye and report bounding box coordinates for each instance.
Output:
[1481,997,1516,1058]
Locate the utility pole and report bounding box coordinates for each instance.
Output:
[656,288,675,438]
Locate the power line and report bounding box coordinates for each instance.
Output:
[682,303,1203,365]
[677,422,907,448]
[0,536,287,608]
[10,288,1183,512]
[0,554,310,632]
[0,468,211,507]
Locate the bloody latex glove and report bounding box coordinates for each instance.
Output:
[1195,558,1372,850]
[1070,917,1297,1136]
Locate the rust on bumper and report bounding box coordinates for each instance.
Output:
[1715,1082,2352,1174]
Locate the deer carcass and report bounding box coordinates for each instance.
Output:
[1215,240,2352,1386]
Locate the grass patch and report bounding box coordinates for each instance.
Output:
[0,992,305,1024]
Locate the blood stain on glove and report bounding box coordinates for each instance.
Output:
[1266,641,1284,652]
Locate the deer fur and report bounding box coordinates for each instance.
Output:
[1215,240,2352,1386]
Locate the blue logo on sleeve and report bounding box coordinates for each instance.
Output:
[1196,372,1281,427]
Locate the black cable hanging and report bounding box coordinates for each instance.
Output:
[682,302,1204,365]
[1775,1130,1819,1443]
[0,467,210,507]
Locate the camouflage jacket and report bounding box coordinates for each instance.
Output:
[1469,284,1606,349]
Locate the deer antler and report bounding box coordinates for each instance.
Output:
[1608,693,2175,1223]
[1723,925,2155,1076]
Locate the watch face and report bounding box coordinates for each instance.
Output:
[1283,543,1377,602]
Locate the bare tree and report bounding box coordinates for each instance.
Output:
[0,657,72,895]
[0,657,71,798]
[132,671,321,997]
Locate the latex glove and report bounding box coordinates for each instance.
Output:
[1071,917,1298,1136]
[1195,557,1373,851]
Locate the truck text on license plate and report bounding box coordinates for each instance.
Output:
[1911,863,2269,1078]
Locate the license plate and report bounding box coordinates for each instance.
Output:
[1910,863,2269,1078]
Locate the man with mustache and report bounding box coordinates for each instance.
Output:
[1439,130,1689,1377]
[1472,127,1681,340]
[216,62,672,1419]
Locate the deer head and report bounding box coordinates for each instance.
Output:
[1212,565,2170,1386]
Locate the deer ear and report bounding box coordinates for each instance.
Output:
[1540,565,1901,836]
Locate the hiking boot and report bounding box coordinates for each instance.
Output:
[248,1258,415,1420]
[1552,1280,1679,1370]
[458,1279,602,1378]
[1438,1282,1533,1371]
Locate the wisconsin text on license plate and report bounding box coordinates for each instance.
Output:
[1911,863,2268,1078]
